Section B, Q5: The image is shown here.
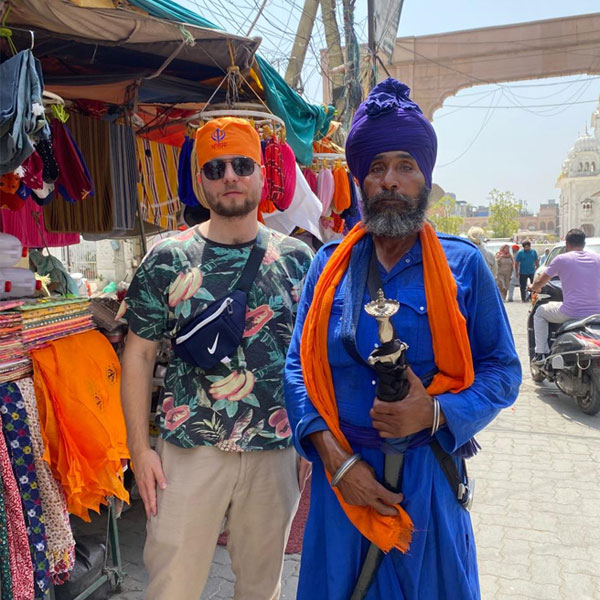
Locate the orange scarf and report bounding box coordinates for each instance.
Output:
[300,221,474,552]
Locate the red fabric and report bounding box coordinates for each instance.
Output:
[21,151,44,189]
[264,137,285,209]
[302,168,318,195]
[51,119,92,203]
[278,142,296,211]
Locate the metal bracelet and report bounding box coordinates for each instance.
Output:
[431,396,441,436]
[331,453,362,487]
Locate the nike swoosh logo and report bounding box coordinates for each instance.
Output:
[207,333,219,355]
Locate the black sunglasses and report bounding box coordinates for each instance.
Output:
[202,157,256,180]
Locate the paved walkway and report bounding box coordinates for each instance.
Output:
[97,300,599,599]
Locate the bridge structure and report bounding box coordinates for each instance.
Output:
[379,13,600,119]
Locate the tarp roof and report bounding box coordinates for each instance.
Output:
[3,0,333,164]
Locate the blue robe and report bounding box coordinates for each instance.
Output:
[284,233,521,600]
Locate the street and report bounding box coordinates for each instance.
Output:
[107,300,600,600]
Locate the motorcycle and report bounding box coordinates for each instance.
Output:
[527,278,600,415]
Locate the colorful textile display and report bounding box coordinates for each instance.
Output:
[44,113,113,234]
[31,330,129,521]
[0,417,34,600]
[16,378,75,583]
[0,50,48,176]
[0,311,31,384]
[136,136,181,231]
[16,298,94,352]
[263,163,322,240]
[0,382,50,599]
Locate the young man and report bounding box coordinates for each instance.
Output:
[120,118,313,599]
[515,240,539,302]
[284,79,521,599]
[529,228,600,361]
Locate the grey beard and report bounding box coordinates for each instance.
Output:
[361,186,430,238]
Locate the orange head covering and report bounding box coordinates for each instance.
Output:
[195,117,262,169]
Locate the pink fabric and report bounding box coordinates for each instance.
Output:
[302,168,318,195]
[0,196,80,248]
[278,143,297,211]
[317,168,334,216]
[0,423,35,600]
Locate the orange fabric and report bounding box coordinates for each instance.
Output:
[195,117,262,168]
[31,330,129,521]
[332,167,351,213]
[300,221,474,552]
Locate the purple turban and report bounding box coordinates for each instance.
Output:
[345,78,437,189]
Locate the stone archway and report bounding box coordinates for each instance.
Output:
[387,13,600,119]
[582,224,596,236]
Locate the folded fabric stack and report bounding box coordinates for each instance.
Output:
[17,298,94,351]
[0,309,31,383]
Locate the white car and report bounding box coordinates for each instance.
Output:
[534,237,600,280]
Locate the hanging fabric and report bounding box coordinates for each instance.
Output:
[136,136,181,231]
[44,113,113,234]
[0,382,51,599]
[108,121,137,231]
[332,165,351,213]
[263,136,285,209]
[31,330,129,521]
[0,50,49,176]
[177,135,200,208]
[0,196,79,247]
[317,167,334,216]
[0,419,34,600]
[277,142,296,211]
[16,378,75,584]
[302,167,317,195]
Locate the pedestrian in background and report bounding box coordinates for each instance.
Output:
[495,243,514,301]
[515,240,539,302]
[507,243,520,302]
[467,226,497,277]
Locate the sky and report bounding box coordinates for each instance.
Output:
[180,0,600,213]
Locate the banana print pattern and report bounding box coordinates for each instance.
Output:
[122,225,313,451]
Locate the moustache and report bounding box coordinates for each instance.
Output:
[366,191,419,210]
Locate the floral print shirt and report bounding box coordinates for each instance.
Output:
[121,225,313,451]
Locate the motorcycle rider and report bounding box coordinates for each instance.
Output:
[529,229,600,362]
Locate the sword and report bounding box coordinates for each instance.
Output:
[350,289,410,600]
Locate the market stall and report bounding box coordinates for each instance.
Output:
[0,0,337,596]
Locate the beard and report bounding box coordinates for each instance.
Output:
[203,186,261,218]
[361,185,430,238]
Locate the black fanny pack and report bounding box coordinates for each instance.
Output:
[171,229,268,369]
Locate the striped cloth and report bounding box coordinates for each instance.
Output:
[136,137,181,231]
[108,122,137,231]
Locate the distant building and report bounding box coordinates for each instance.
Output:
[458,200,559,235]
[556,96,600,237]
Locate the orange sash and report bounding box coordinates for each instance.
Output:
[300,221,474,552]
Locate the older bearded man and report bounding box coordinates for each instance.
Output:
[284,79,522,600]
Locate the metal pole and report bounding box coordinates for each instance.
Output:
[367,0,377,90]
[284,0,320,90]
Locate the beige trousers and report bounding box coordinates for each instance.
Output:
[143,441,300,600]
